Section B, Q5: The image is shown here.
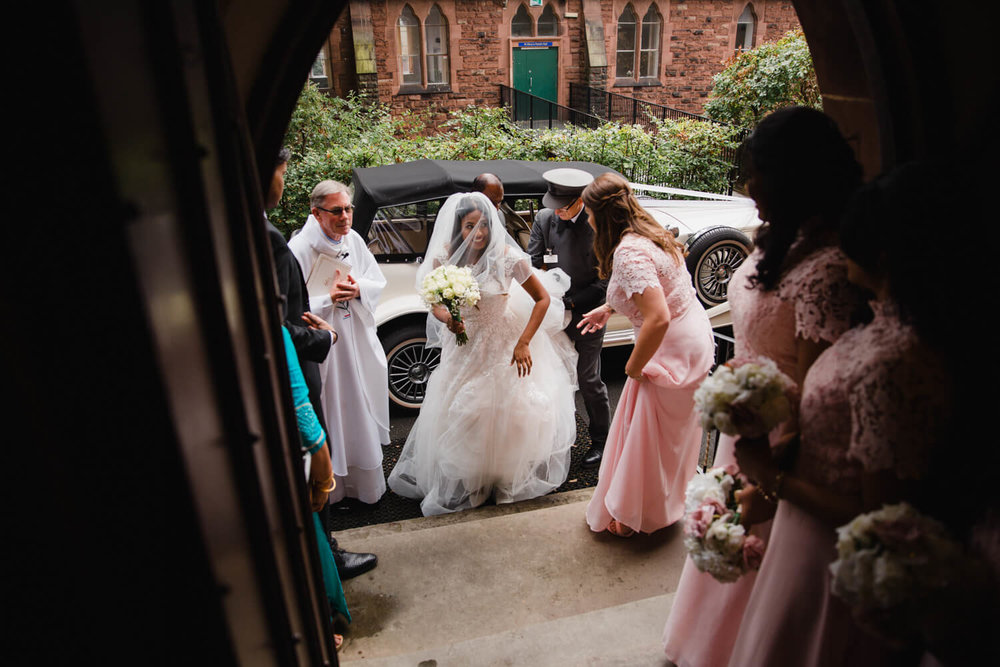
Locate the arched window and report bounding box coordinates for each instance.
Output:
[537,4,560,36]
[616,5,637,79]
[511,4,533,37]
[425,4,449,85]
[735,4,756,52]
[639,6,661,78]
[398,5,421,85]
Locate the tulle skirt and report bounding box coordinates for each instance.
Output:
[388,272,577,516]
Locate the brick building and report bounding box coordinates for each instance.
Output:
[312,1,798,120]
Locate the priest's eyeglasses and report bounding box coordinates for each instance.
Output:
[316,204,354,216]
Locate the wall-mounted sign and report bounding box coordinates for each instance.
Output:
[516,41,555,48]
[529,0,543,6]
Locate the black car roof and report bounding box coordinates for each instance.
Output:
[350,159,623,238]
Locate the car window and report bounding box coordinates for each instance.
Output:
[367,200,441,258]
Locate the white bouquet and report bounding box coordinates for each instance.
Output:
[694,356,796,437]
[683,465,766,583]
[829,502,969,648]
[420,265,481,345]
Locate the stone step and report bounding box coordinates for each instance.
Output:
[346,592,677,667]
[336,489,687,664]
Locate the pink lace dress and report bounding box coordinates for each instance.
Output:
[585,234,714,534]
[728,301,948,666]
[664,245,858,667]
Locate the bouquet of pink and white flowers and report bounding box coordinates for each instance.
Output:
[420,265,481,345]
[829,502,969,648]
[694,356,796,438]
[683,465,766,583]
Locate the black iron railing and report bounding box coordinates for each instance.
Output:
[569,82,709,131]
[499,84,604,130]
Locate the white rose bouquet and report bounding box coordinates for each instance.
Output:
[694,356,796,438]
[420,265,481,345]
[683,465,766,583]
[829,503,969,648]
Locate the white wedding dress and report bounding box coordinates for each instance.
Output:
[388,193,577,516]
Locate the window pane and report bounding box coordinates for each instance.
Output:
[737,5,755,51]
[640,7,659,78]
[399,6,421,84]
[537,4,558,36]
[427,55,449,84]
[511,4,533,37]
[311,51,326,78]
[425,7,448,56]
[616,6,636,78]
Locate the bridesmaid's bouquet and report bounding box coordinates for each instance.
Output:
[683,465,766,583]
[420,265,481,345]
[694,356,796,437]
[829,503,972,648]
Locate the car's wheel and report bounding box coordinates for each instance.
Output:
[685,226,753,307]
[381,323,441,409]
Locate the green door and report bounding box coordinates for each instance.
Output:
[512,46,558,123]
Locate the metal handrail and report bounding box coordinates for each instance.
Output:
[569,82,711,129]
[499,84,604,129]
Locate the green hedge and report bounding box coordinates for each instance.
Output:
[268,85,742,237]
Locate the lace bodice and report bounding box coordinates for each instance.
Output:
[606,234,696,326]
[728,244,858,380]
[798,301,950,492]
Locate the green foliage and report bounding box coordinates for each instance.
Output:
[268,83,741,236]
[704,29,821,129]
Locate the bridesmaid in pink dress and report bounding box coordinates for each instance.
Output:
[729,164,952,665]
[578,172,715,536]
[662,106,864,666]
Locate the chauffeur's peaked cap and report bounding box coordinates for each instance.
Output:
[542,168,595,210]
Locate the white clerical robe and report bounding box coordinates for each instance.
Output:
[289,216,389,504]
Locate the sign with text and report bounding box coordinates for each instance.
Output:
[516,41,555,48]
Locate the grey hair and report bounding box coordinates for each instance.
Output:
[310,180,352,209]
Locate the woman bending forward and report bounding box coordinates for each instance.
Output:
[579,173,714,537]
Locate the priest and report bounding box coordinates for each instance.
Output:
[289,179,389,504]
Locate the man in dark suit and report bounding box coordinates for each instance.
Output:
[266,148,377,579]
[528,168,611,467]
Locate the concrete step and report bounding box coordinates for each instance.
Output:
[336,489,687,664]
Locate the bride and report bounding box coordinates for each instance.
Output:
[388,192,578,516]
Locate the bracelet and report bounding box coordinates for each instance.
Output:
[313,478,336,494]
[756,484,777,504]
[773,471,786,499]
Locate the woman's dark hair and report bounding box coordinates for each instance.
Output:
[840,162,949,348]
[743,106,862,290]
[582,172,685,280]
[449,195,492,265]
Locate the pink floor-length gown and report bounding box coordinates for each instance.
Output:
[586,234,714,534]
[663,243,860,667]
[727,300,948,666]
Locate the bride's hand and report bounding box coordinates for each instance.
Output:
[446,316,465,335]
[511,341,532,377]
[577,304,612,334]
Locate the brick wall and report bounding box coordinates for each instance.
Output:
[325,1,799,119]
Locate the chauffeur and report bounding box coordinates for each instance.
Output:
[528,168,611,467]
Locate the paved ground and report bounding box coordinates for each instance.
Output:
[329,346,633,532]
[337,489,685,666]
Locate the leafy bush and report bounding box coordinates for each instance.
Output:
[704,29,821,129]
[268,83,741,236]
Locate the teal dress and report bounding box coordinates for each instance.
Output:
[281,326,351,624]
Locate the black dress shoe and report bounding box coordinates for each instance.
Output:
[333,548,378,580]
[583,446,604,467]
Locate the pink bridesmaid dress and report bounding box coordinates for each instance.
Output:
[586,233,714,534]
[727,300,948,666]
[663,244,859,667]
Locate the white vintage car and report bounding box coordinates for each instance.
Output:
[348,159,760,408]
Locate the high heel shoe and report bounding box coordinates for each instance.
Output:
[607,519,635,537]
